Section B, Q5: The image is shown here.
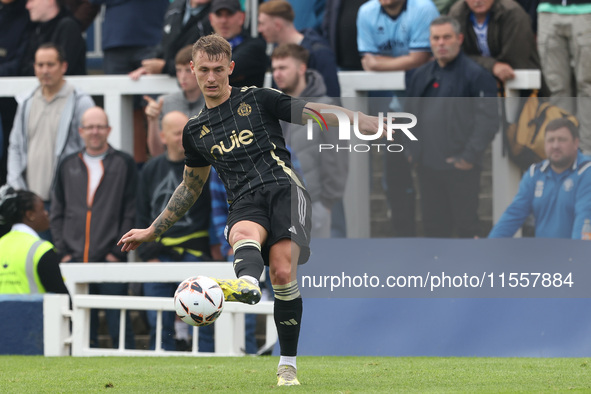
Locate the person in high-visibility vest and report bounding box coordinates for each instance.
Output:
[0,185,69,295]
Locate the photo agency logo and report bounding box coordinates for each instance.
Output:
[303,107,418,152]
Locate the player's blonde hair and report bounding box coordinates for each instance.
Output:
[192,33,232,64]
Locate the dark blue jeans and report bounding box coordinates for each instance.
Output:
[103,46,156,75]
[103,46,157,110]
[330,198,347,238]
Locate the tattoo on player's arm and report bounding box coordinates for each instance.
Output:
[151,166,208,237]
[152,214,177,238]
[153,184,200,238]
[184,167,206,193]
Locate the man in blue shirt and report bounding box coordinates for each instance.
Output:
[356,0,439,237]
[489,118,591,239]
[357,0,439,72]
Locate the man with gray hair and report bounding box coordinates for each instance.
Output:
[405,16,498,238]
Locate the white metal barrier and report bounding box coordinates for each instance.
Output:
[44,263,276,357]
[0,70,540,236]
[0,75,179,155]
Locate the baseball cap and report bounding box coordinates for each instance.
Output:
[210,0,242,14]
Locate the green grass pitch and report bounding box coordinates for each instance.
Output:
[1,356,590,392]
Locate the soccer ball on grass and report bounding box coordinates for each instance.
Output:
[174,276,224,326]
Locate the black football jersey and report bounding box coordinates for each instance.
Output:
[183,86,307,202]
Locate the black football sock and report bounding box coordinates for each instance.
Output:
[273,281,303,357]
[233,239,264,281]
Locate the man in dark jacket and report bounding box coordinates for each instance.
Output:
[258,0,341,97]
[0,0,31,76]
[0,0,32,185]
[322,0,365,71]
[271,43,348,238]
[63,0,99,31]
[20,0,86,75]
[50,106,137,349]
[406,16,499,238]
[208,0,267,88]
[129,0,213,79]
[89,0,168,75]
[449,0,548,94]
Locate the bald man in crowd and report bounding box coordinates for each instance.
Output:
[136,111,212,351]
[50,106,137,349]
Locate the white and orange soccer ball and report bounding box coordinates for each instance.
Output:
[174,276,224,326]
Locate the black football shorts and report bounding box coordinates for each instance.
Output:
[226,184,311,265]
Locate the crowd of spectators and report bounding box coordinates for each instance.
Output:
[1,0,590,349]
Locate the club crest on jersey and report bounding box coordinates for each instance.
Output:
[210,129,254,159]
[200,125,211,138]
[535,180,544,197]
[237,102,252,117]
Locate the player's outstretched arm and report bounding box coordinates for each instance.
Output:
[118,165,211,252]
[302,102,387,136]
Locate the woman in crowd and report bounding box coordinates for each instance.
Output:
[0,185,68,295]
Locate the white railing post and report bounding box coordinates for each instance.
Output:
[491,70,542,231]
[338,71,406,238]
[155,310,163,352]
[118,309,126,351]
[43,294,71,356]
[71,302,91,356]
[233,313,246,354]
[264,314,277,351]
[103,93,134,156]
[192,326,199,353]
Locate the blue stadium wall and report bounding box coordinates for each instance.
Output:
[290,238,591,357]
[0,295,44,355]
[297,298,591,357]
[2,239,590,356]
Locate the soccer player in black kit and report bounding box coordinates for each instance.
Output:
[119,33,384,386]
